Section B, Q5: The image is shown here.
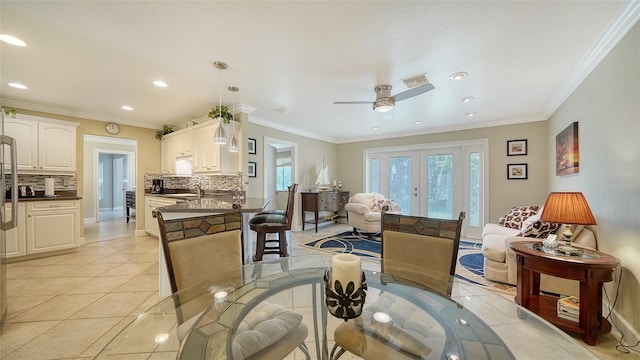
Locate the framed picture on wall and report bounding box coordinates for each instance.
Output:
[507,139,528,156]
[248,138,257,155]
[555,122,579,176]
[248,161,257,177]
[507,163,528,180]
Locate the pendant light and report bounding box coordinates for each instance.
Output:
[227,86,239,152]
[212,61,228,144]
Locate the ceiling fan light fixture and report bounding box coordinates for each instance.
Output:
[373,98,395,113]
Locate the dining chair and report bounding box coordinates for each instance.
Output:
[249,183,298,261]
[330,210,466,360]
[155,210,310,359]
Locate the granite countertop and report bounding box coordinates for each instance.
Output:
[6,191,82,202]
[156,195,267,214]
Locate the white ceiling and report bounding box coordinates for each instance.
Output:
[1,1,639,143]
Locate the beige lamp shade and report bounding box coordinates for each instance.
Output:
[540,192,597,225]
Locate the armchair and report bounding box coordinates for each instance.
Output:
[344,193,400,236]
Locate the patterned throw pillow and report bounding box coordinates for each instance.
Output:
[518,213,560,238]
[372,198,394,212]
[498,205,540,230]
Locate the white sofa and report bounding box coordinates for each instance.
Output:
[482,209,597,297]
[344,193,401,235]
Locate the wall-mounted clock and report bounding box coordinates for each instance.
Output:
[105,122,121,135]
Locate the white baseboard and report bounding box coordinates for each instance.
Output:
[604,299,640,346]
[84,217,96,224]
[135,229,152,238]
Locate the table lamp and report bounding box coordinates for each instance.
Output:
[540,191,597,246]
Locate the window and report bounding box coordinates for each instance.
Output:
[276,151,292,191]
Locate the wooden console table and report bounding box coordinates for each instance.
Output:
[301,191,349,232]
[509,241,619,346]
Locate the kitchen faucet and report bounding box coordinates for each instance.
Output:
[194,185,202,199]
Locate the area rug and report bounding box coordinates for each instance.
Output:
[303,231,516,295]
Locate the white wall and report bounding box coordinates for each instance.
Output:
[548,20,640,337]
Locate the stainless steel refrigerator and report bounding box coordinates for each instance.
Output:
[0,108,18,326]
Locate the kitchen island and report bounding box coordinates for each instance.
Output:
[152,195,267,295]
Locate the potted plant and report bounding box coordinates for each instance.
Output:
[208,105,233,124]
[155,125,174,140]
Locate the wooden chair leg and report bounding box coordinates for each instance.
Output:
[254,232,265,261]
[279,230,288,257]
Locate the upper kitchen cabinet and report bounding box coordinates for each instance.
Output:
[5,114,78,173]
[161,119,240,175]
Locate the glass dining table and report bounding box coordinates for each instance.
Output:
[96,255,598,359]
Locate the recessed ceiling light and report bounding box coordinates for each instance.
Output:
[460,96,474,103]
[0,34,27,47]
[372,126,379,130]
[153,80,168,87]
[121,105,133,111]
[8,82,28,89]
[414,121,421,125]
[465,112,476,117]
[449,72,468,80]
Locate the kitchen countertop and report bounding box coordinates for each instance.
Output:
[6,191,81,202]
[155,195,267,214]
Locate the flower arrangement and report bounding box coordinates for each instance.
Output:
[208,105,233,124]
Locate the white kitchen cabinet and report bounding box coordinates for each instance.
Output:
[191,119,240,174]
[4,119,38,171]
[193,122,220,173]
[161,135,176,175]
[38,122,76,171]
[144,196,177,237]
[161,130,196,175]
[5,114,78,173]
[5,203,26,258]
[26,200,80,254]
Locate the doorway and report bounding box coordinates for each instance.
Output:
[97,152,133,221]
[83,135,137,241]
[263,137,299,229]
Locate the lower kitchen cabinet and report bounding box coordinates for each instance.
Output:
[25,200,80,255]
[5,203,26,258]
[6,200,80,259]
[144,196,178,237]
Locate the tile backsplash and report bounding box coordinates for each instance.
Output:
[5,174,77,191]
[144,174,243,192]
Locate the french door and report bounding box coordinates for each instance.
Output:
[368,142,486,239]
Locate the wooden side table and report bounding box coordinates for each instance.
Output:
[509,241,618,346]
[301,191,349,232]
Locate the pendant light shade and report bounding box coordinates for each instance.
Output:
[213,122,227,144]
[227,86,239,152]
[213,61,228,144]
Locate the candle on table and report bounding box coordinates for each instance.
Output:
[330,253,361,290]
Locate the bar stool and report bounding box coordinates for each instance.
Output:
[249,184,297,261]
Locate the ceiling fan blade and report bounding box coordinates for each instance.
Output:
[334,101,374,104]
[391,83,435,102]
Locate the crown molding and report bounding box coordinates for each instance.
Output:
[0,98,160,129]
[248,115,337,144]
[543,1,640,118]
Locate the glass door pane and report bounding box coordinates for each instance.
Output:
[389,156,412,214]
[426,154,454,219]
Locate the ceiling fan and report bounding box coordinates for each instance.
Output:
[334,74,435,113]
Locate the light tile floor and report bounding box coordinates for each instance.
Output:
[1,218,637,359]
